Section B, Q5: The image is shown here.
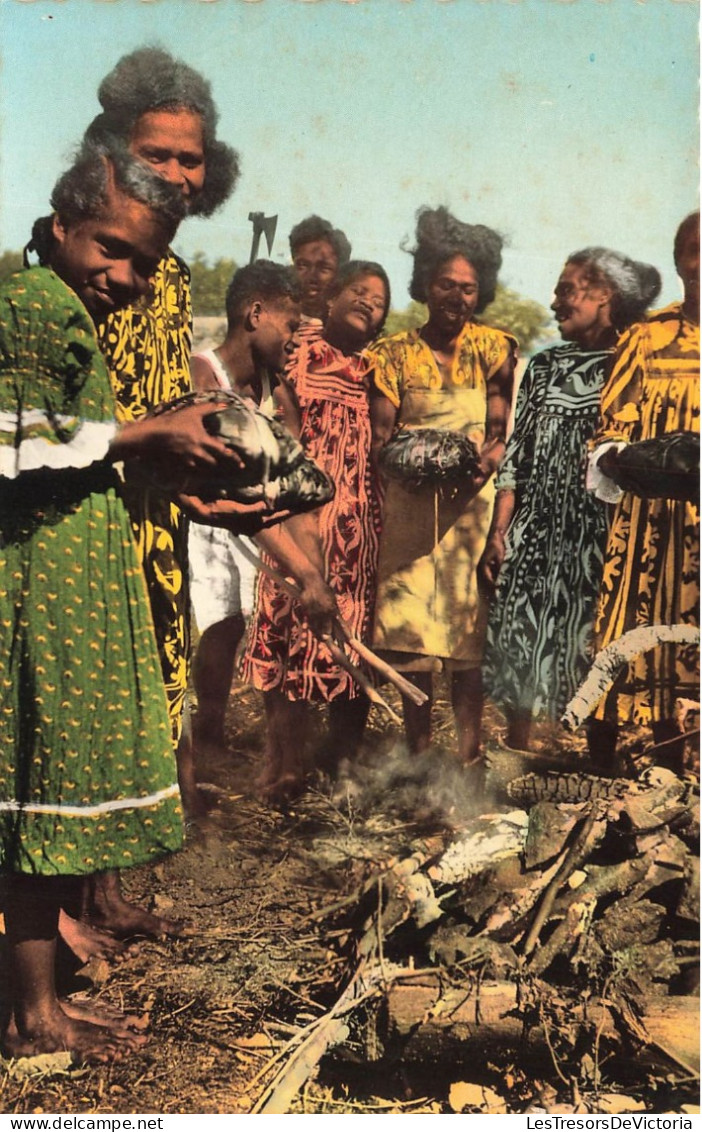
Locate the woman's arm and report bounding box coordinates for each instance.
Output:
[478,488,516,590]
[256,515,337,632]
[273,377,302,439]
[108,401,242,472]
[476,353,515,486]
[369,390,398,469]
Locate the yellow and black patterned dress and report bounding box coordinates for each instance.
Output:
[368,323,516,668]
[97,253,192,744]
[591,302,700,724]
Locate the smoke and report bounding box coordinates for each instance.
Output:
[333,740,498,829]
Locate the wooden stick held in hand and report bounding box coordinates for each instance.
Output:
[233,538,426,717]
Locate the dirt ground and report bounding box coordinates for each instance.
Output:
[0,679,698,1116]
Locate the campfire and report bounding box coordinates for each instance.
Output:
[251,735,700,1115]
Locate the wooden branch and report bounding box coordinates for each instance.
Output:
[252,962,407,1114]
[332,617,429,707]
[527,856,651,976]
[318,634,402,725]
[522,804,607,958]
[562,624,700,731]
[377,977,700,1076]
[233,537,417,719]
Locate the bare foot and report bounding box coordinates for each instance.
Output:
[87,873,184,940]
[86,898,184,941]
[58,911,139,964]
[3,1006,141,1065]
[61,995,149,1036]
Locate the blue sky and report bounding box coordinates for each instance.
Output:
[1,0,698,321]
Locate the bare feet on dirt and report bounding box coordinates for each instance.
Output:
[257,766,307,807]
[58,911,139,964]
[61,995,150,1036]
[86,872,185,940]
[3,1006,144,1065]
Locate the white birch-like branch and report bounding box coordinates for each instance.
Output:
[562,624,700,731]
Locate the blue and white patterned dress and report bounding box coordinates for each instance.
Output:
[483,341,612,721]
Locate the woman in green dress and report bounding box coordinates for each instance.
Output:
[0,146,248,1063]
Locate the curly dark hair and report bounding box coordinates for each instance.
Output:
[408,206,504,312]
[327,260,392,325]
[26,142,186,265]
[288,215,352,265]
[567,247,662,330]
[83,46,240,217]
[225,261,302,328]
[674,210,700,270]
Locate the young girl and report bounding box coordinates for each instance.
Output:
[242,262,391,801]
[0,144,247,1063]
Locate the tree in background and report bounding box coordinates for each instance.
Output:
[189,253,238,317]
[0,244,553,353]
[0,250,23,283]
[482,286,553,354]
[382,286,553,355]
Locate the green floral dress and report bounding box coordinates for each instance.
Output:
[0,267,183,876]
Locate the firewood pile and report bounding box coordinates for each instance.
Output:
[253,760,700,1114]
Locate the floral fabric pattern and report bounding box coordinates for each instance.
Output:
[591,303,700,724]
[483,341,612,719]
[241,336,381,701]
[97,252,193,741]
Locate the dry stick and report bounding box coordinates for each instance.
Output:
[522,804,603,960]
[235,537,427,708]
[647,728,700,753]
[320,635,402,726]
[332,619,429,706]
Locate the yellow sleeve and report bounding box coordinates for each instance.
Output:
[366,336,406,409]
[592,323,646,447]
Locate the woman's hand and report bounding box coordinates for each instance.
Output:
[478,529,507,591]
[111,402,245,476]
[477,489,515,591]
[177,492,271,536]
[596,446,621,478]
[298,574,338,637]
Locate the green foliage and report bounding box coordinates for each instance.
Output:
[481,286,553,353]
[382,287,554,354]
[382,300,427,337]
[189,253,237,317]
[0,250,23,283]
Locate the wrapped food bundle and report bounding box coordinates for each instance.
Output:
[146,390,335,514]
[610,431,699,503]
[378,427,481,490]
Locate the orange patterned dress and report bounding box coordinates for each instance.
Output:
[241,336,381,701]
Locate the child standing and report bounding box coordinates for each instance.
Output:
[0,145,246,1062]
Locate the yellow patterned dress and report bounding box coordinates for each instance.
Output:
[591,302,700,724]
[369,323,516,669]
[97,253,192,743]
[0,268,182,876]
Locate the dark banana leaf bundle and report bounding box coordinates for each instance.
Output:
[378,427,481,490]
[148,390,335,514]
[610,431,699,504]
